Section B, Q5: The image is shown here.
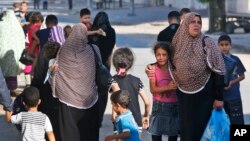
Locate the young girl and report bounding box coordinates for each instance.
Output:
[110,47,151,133]
[24,11,43,86]
[147,42,179,141]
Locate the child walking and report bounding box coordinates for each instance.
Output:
[218,35,246,124]
[147,42,179,141]
[110,47,151,132]
[24,12,43,86]
[105,90,140,141]
[6,86,55,141]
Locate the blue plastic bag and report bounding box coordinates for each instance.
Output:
[200,109,230,141]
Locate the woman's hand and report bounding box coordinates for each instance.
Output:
[145,64,154,78]
[213,100,224,110]
[50,64,59,73]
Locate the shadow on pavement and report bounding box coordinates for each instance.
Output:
[0,115,21,141]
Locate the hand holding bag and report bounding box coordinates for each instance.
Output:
[19,48,35,65]
[201,109,230,141]
[90,44,112,95]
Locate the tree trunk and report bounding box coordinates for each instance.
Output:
[217,0,226,32]
[208,0,226,33]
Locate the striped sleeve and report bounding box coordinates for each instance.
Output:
[45,116,53,132]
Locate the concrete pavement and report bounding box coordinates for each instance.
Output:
[0,4,250,141]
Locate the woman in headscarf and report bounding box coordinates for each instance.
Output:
[170,12,226,141]
[90,11,116,70]
[89,11,116,127]
[0,10,25,95]
[52,23,100,141]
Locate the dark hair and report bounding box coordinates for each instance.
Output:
[12,2,20,8]
[29,11,43,24]
[45,14,58,25]
[92,11,111,30]
[218,34,232,44]
[22,86,40,107]
[153,42,172,56]
[168,11,180,21]
[21,1,28,6]
[25,11,34,22]
[80,8,91,17]
[44,41,61,60]
[112,47,134,70]
[111,90,130,108]
[63,25,72,39]
[180,8,191,16]
[153,42,174,67]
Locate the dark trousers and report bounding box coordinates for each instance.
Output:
[58,101,99,141]
[224,98,244,125]
[38,83,61,141]
[98,93,108,127]
[177,77,214,141]
[98,62,110,127]
[34,0,40,9]
[68,0,73,9]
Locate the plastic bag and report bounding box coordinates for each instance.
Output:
[200,109,230,141]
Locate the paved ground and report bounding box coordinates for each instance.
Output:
[0,3,250,141]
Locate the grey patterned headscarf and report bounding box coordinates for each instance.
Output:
[52,23,99,109]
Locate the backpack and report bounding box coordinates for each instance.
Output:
[202,36,236,86]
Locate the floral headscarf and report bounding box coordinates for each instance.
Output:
[171,12,225,93]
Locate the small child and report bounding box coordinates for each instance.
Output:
[147,42,179,141]
[110,47,151,132]
[218,35,246,125]
[43,41,61,84]
[24,11,44,87]
[105,90,140,141]
[80,8,106,36]
[6,86,55,141]
[12,2,21,20]
[63,25,72,39]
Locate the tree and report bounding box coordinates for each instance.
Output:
[200,0,226,33]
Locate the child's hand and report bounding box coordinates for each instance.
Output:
[224,81,232,90]
[111,111,117,122]
[5,111,12,123]
[97,28,106,36]
[105,136,112,141]
[142,116,149,129]
[167,80,177,90]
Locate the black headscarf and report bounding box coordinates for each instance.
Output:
[90,11,116,70]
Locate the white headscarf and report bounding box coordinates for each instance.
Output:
[0,10,25,76]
